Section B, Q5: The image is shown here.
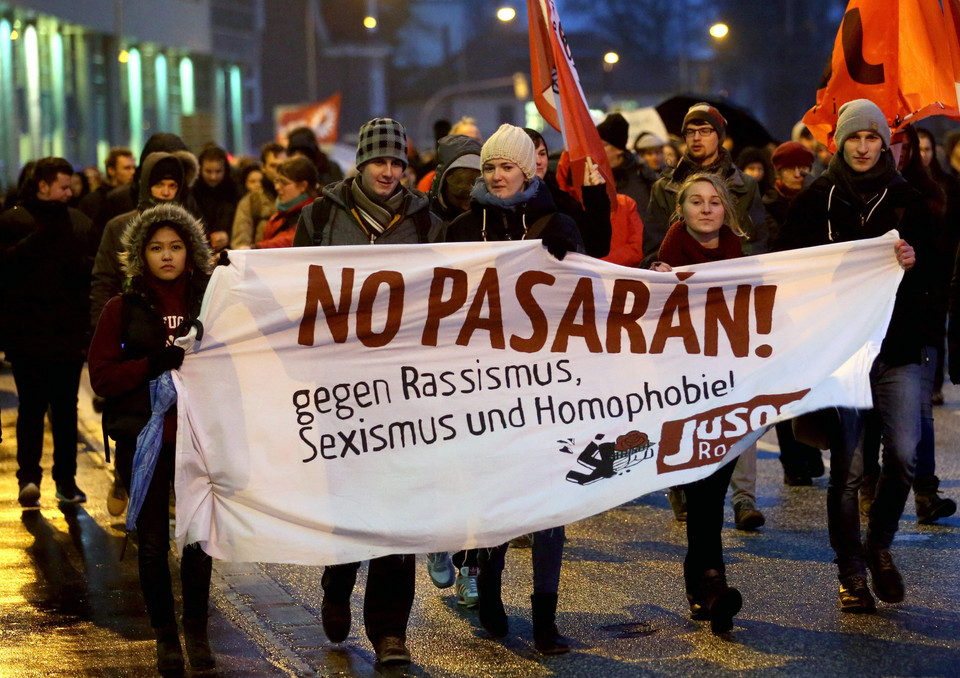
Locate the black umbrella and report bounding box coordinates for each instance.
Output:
[655,94,777,151]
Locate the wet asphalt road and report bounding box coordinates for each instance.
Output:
[1,363,959,677]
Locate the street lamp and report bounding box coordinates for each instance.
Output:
[603,51,619,73]
[709,23,729,39]
[497,7,516,22]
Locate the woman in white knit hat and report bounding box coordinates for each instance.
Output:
[446,123,583,254]
[445,123,583,654]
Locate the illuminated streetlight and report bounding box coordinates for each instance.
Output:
[497,7,516,22]
[363,16,377,30]
[604,52,619,65]
[118,49,130,63]
[709,23,729,39]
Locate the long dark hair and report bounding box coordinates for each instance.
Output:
[901,125,946,219]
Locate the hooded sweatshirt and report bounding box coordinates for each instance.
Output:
[91,151,198,327]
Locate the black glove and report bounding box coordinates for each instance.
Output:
[147,345,185,377]
[541,233,574,261]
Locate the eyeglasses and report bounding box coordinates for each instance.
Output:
[683,127,716,140]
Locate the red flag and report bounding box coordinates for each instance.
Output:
[803,0,960,151]
[527,0,617,211]
[275,93,342,145]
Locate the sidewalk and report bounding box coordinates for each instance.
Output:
[0,362,293,677]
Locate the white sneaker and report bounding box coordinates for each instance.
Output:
[426,552,456,588]
[455,566,479,607]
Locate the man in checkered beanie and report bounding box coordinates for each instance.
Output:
[294,117,442,249]
[291,119,443,665]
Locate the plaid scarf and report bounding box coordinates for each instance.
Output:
[350,177,405,240]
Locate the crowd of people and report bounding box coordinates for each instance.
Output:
[0,98,959,674]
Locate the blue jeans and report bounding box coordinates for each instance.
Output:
[866,359,920,550]
[829,360,922,580]
[916,346,937,478]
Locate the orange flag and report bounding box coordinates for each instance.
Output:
[803,0,960,150]
[527,0,618,211]
[275,93,342,145]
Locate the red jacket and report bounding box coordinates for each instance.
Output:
[258,196,314,249]
[601,194,644,267]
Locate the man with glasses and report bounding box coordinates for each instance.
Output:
[641,102,770,266]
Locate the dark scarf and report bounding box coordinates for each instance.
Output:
[672,147,736,185]
[775,179,803,201]
[350,176,405,237]
[823,148,899,212]
[657,221,743,266]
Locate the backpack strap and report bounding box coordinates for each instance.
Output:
[523,213,556,241]
[310,198,334,246]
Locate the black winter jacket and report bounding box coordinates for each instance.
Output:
[778,159,933,366]
[446,177,584,251]
[0,198,95,359]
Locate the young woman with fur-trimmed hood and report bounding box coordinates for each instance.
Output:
[88,202,217,674]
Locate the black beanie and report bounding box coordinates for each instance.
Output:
[148,156,184,187]
[597,113,629,151]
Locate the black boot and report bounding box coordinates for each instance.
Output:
[701,569,742,635]
[477,571,508,637]
[182,616,216,672]
[154,624,184,676]
[915,474,957,524]
[531,593,570,654]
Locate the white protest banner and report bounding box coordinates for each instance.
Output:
[174,233,903,565]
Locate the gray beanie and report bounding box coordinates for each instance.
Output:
[356,118,408,169]
[835,99,890,149]
[481,124,537,179]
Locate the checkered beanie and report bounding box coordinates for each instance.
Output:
[356,118,408,169]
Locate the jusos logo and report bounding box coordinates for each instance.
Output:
[656,390,810,474]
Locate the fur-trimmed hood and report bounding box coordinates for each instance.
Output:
[120,202,212,280]
[137,151,200,210]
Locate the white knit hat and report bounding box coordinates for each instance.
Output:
[480,124,537,179]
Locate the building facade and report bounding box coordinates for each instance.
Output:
[0,0,261,186]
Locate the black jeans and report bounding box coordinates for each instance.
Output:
[775,420,821,475]
[682,459,737,597]
[321,555,415,643]
[452,549,478,569]
[477,526,566,595]
[10,357,83,487]
[117,440,212,628]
